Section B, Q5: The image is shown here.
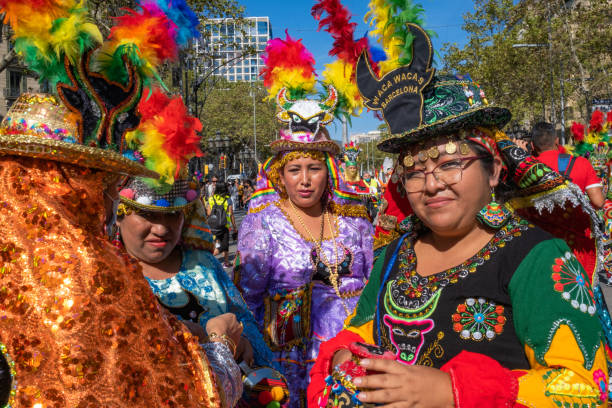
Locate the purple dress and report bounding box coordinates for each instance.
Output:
[235,202,373,407]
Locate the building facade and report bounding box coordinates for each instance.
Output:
[203,17,272,83]
[0,25,44,120]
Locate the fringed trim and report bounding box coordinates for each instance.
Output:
[182,237,214,253]
[329,201,370,220]
[248,201,274,214]
[373,229,400,251]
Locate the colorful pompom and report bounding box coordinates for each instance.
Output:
[185,189,198,202]
[173,197,188,206]
[119,188,136,200]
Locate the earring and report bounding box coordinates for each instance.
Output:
[112,228,122,249]
[476,191,512,229]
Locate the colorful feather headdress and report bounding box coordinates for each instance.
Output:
[260,30,317,101]
[260,30,341,152]
[343,141,361,165]
[365,0,435,77]
[567,110,612,160]
[0,0,201,178]
[312,0,382,121]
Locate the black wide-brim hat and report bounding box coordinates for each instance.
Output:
[376,75,511,153]
[355,23,511,154]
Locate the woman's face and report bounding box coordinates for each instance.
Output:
[402,139,502,237]
[279,156,328,209]
[117,210,185,264]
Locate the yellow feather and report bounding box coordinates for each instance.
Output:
[365,0,403,77]
[265,67,317,100]
[139,124,177,185]
[321,60,363,116]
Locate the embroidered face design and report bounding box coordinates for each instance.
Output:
[383,315,433,365]
[276,86,337,137]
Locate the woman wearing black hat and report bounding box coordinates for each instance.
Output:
[308,22,609,408]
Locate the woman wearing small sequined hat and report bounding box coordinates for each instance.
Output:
[114,87,280,407]
[233,31,374,407]
[0,0,235,405]
[308,14,609,408]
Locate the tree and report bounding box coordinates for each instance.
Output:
[442,0,612,131]
[198,78,280,163]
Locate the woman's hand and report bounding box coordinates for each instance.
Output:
[206,313,243,352]
[236,335,254,365]
[354,358,454,408]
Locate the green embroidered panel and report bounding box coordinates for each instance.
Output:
[509,238,603,370]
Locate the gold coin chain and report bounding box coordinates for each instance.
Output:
[287,199,350,315]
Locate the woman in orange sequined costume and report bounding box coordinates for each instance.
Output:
[0,153,229,407]
[0,0,238,402]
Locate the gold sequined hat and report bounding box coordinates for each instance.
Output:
[0,93,157,177]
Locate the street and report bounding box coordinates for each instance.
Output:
[216,207,247,275]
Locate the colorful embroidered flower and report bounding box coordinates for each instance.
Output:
[552,251,596,315]
[452,298,506,341]
[593,369,607,402]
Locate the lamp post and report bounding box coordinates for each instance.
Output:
[209,131,231,181]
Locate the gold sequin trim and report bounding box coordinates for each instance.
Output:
[0,134,158,177]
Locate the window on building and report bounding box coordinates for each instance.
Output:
[257,43,265,51]
[229,75,235,81]
[257,21,268,35]
[8,71,23,97]
[227,24,235,36]
[251,66,258,73]
[250,58,257,64]
[228,67,235,74]
[236,67,242,73]
[236,75,242,81]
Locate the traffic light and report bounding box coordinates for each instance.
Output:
[219,155,226,169]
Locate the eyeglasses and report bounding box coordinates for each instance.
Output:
[401,156,485,193]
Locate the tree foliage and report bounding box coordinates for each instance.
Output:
[198,79,280,162]
[442,0,612,130]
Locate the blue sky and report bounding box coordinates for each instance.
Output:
[239,0,476,141]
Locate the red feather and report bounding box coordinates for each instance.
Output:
[589,110,605,133]
[259,30,316,88]
[607,111,612,125]
[138,88,202,174]
[571,121,585,142]
[311,0,378,74]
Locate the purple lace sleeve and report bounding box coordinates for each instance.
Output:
[235,210,272,329]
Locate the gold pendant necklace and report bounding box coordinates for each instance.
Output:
[287,199,350,315]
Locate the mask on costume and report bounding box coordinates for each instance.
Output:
[276,86,338,139]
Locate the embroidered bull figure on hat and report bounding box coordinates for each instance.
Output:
[383,315,434,365]
[356,23,435,135]
[276,85,338,137]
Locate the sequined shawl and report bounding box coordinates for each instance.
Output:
[0,156,225,407]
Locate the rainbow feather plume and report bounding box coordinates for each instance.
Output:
[312,0,382,120]
[97,4,179,88]
[365,0,434,77]
[141,0,201,47]
[0,0,102,86]
[124,88,203,191]
[260,31,317,101]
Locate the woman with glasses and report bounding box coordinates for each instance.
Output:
[308,39,608,407]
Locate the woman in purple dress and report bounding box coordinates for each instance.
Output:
[234,127,374,406]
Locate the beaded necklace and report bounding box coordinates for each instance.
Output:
[287,199,350,315]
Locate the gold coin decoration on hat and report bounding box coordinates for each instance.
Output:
[403,154,414,167]
[445,140,457,155]
[459,142,470,155]
[428,146,439,159]
[418,150,428,162]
